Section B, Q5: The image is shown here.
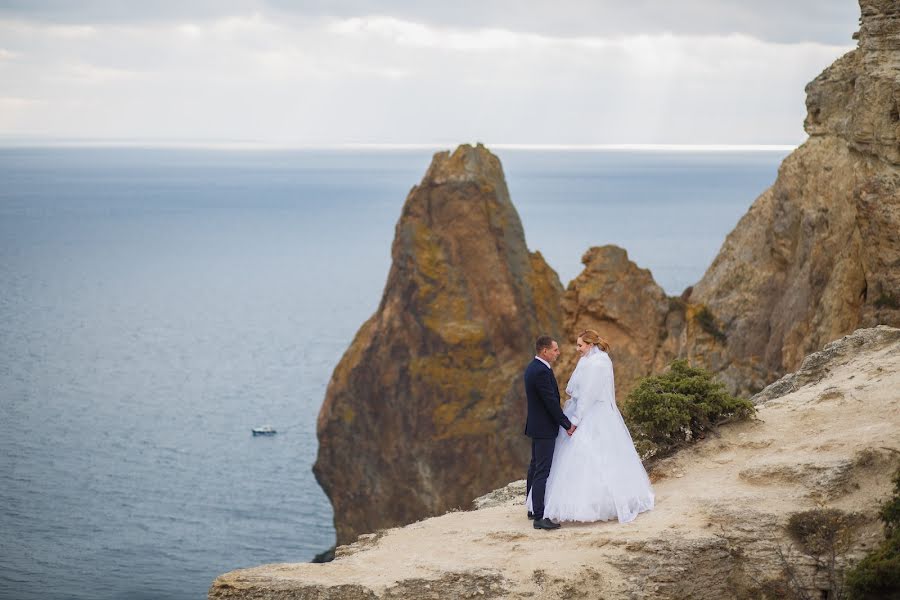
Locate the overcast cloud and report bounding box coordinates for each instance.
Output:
[0,1,860,145]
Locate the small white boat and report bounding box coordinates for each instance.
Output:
[252,425,277,436]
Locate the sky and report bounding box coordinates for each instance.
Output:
[0,0,861,146]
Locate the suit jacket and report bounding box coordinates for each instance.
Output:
[524,358,572,439]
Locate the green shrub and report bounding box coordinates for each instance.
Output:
[846,468,900,599]
[623,359,755,459]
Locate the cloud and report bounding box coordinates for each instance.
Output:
[0,12,854,145]
[0,96,46,131]
[0,95,41,108]
[44,23,98,38]
[0,0,860,44]
[329,17,535,51]
[60,62,144,83]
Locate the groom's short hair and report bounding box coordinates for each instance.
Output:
[535,335,554,354]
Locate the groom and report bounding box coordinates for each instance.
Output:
[525,335,576,530]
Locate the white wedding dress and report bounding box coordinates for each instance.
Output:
[527,346,654,523]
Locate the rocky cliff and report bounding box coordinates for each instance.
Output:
[313,144,564,545]
[689,0,900,385]
[211,327,900,599]
[315,0,900,552]
[555,246,674,400]
[565,0,900,397]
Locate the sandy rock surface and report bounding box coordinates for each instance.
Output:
[212,327,900,600]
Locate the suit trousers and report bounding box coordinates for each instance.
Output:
[526,437,556,520]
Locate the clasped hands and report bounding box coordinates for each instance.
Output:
[566,424,577,436]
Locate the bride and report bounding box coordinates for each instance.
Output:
[527,329,654,524]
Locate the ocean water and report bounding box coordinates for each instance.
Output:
[0,146,790,600]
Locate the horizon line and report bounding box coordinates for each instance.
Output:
[0,138,800,152]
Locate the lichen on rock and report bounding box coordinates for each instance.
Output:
[313,143,564,545]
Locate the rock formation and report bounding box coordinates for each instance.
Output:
[211,327,900,599]
[555,246,672,400]
[312,0,900,552]
[686,0,900,392]
[566,0,900,397]
[313,144,564,545]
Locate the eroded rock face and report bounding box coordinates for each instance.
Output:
[555,244,765,399]
[310,1,900,547]
[313,144,564,545]
[750,325,900,404]
[689,0,900,390]
[212,327,900,600]
[556,246,671,400]
[566,1,900,397]
[805,0,900,165]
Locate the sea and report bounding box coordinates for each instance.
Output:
[0,145,791,600]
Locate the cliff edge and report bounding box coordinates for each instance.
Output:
[314,0,900,558]
[211,326,900,599]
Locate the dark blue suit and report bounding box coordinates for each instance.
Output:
[524,358,572,520]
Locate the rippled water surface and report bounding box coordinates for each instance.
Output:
[0,146,788,599]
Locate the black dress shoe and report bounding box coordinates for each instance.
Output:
[533,517,561,530]
[527,511,534,520]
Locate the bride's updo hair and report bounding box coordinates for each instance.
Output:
[579,329,611,352]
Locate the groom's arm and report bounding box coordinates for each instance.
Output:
[536,370,572,431]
